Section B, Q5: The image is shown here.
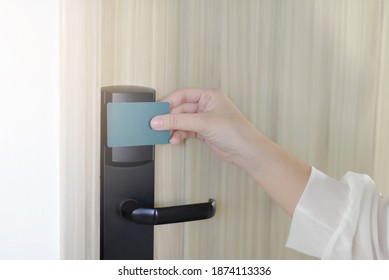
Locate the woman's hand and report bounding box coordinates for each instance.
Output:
[150,88,261,167]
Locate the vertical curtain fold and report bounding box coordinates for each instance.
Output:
[374,1,389,194]
[60,0,101,259]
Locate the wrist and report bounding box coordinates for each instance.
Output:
[233,126,268,175]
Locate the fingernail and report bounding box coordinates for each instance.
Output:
[150,117,162,129]
[169,137,178,144]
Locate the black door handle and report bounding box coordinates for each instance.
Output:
[121,199,216,225]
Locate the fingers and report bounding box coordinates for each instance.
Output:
[170,103,199,114]
[152,88,217,140]
[169,130,197,144]
[161,88,207,108]
[150,113,205,133]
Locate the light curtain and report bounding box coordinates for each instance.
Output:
[60,0,389,259]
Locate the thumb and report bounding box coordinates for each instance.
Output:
[150,113,204,133]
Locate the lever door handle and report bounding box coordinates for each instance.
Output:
[121,199,216,225]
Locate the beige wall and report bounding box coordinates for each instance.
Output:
[60,0,389,259]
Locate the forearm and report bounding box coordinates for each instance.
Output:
[235,130,311,216]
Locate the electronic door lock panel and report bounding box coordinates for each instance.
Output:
[100,85,216,260]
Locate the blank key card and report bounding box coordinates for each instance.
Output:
[107,102,170,147]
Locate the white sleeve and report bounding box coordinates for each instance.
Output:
[286,167,389,259]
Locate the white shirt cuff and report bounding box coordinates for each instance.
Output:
[286,167,366,259]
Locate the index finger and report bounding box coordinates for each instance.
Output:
[160,88,206,109]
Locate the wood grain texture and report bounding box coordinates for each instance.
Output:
[60,0,388,259]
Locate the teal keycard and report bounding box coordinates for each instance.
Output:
[107,102,170,147]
